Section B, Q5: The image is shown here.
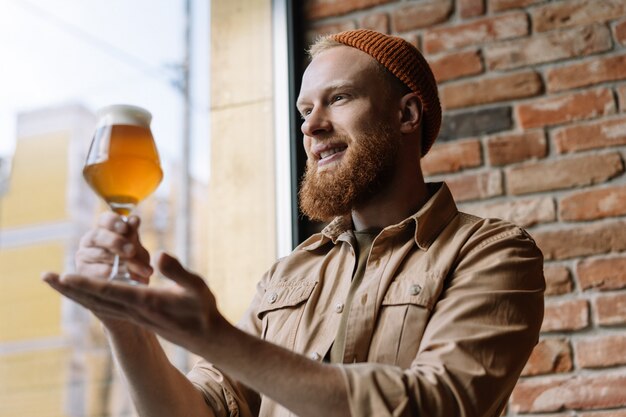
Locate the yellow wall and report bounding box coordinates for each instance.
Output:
[206,0,277,322]
[0,105,94,417]
[2,132,69,228]
[0,348,70,417]
[0,243,65,341]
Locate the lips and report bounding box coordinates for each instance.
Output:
[320,147,345,159]
[312,142,348,162]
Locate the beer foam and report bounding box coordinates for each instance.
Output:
[96,104,152,128]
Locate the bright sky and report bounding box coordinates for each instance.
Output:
[0,0,209,182]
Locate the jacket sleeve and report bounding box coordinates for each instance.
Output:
[186,268,273,417]
[339,226,545,417]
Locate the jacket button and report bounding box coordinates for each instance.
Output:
[410,284,422,296]
[310,352,321,361]
[268,292,278,303]
[334,303,344,313]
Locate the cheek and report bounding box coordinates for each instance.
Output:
[303,137,314,158]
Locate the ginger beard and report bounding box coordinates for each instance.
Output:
[299,123,401,222]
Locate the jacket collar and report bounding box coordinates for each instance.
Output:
[299,182,458,251]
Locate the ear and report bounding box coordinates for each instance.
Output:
[398,93,422,134]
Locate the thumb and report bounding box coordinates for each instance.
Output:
[157,252,205,289]
[126,215,142,239]
[127,215,141,229]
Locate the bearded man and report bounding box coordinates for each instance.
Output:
[44,30,545,417]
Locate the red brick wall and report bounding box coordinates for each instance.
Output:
[302,0,626,415]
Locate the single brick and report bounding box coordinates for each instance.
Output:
[460,196,555,227]
[304,0,395,20]
[594,293,626,326]
[516,87,615,129]
[440,70,542,110]
[522,338,572,376]
[484,24,612,71]
[429,49,483,83]
[359,12,389,33]
[578,256,626,291]
[459,0,485,18]
[533,220,626,261]
[575,334,626,369]
[506,152,623,195]
[439,107,512,141]
[510,374,626,413]
[391,0,453,33]
[554,115,626,153]
[445,171,503,202]
[487,130,546,166]
[421,139,482,176]
[423,12,528,54]
[542,299,589,333]
[546,54,626,92]
[532,0,626,32]
[560,185,626,222]
[544,265,573,296]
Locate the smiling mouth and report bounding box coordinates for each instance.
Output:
[316,145,348,168]
[319,147,346,159]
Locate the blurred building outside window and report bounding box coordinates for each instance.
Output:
[0,1,210,416]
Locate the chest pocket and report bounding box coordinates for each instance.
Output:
[372,272,443,367]
[257,280,317,350]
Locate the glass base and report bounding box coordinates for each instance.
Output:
[109,250,141,285]
[109,273,141,286]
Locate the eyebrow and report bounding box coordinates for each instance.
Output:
[296,81,357,109]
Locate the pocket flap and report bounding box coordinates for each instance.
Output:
[382,273,440,309]
[257,280,317,318]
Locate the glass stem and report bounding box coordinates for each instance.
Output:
[108,215,134,283]
[110,253,131,279]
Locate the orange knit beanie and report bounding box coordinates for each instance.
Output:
[329,29,441,156]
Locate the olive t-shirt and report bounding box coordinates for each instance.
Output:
[329,229,379,363]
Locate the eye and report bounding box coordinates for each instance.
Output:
[332,95,344,103]
[299,109,311,120]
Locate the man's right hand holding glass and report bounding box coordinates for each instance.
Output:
[76,212,153,284]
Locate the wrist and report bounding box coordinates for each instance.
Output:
[101,318,149,340]
[200,313,236,359]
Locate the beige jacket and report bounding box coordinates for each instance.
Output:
[188,182,545,417]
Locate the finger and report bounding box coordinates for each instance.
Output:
[42,272,131,319]
[77,263,114,279]
[59,272,159,311]
[78,245,150,279]
[44,272,165,328]
[42,272,171,331]
[75,245,114,277]
[125,259,153,279]
[157,252,205,290]
[130,240,151,266]
[78,246,114,264]
[127,215,141,231]
[86,228,135,257]
[98,212,129,234]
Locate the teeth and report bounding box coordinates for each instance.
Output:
[320,147,344,159]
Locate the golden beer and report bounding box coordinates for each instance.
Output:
[83,106,163,217]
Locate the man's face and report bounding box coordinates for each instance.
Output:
[296,46,402,222]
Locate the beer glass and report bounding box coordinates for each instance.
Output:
[83,104,163,284]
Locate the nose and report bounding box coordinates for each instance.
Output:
[301,107,332,137]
